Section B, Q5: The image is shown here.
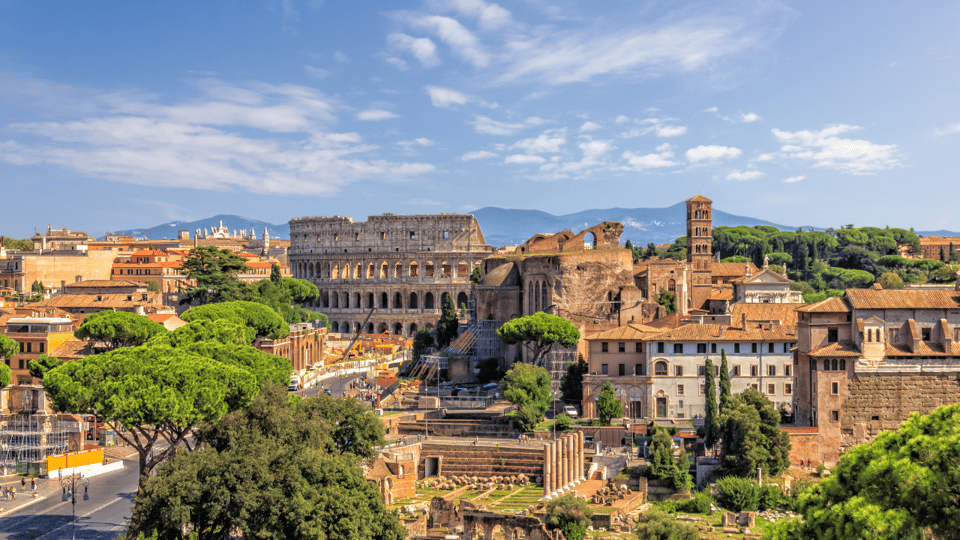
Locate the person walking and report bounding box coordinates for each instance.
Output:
[30,478,36,492]
[21,477,25,491]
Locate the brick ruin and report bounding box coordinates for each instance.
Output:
[428,498,564,540]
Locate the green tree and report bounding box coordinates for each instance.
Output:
[145,281,160,292]
[181,300,289,339]
[635,508,699,540]
[496,312,580,366]
[28,354,62,380]
[719,389,791,478]
[1,237,33,250]
[0,364,9,389]
[179,246,251,305]
[544,493,594,540]
[0,334,18,361]
[596,381,622,425]
[270,262,283,284]
[470,265,482,284]
[656,288,677,314]
[649,427,679,485]
[674,444,692,493]
[502,363,552,432]
[151,318,256,347]
[559,354,587,404]
[718,349,731,413]
[132,385,402,540]
[436,293,459,348]
[877,272,904,289]
[642,242,660,260]
[31,280,45,294]
[703,357,720,449]
[43,345,260,494]
[554,413,572,431]
[770,404,960,540]
[282,277,320,304]
[412,327,434,363]
[75,310,167,350]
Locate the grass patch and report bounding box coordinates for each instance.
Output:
[536,419,555,431]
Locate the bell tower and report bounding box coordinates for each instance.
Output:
[686,195,713,312]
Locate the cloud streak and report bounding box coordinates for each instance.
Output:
[771,125,902,174]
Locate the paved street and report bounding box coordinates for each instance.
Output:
[0,454,139,540]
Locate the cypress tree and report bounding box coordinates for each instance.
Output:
[718,349,732,414]
[704,357,720,449]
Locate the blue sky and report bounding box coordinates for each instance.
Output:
[2,1,959,238]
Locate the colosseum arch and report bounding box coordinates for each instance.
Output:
[367,263,375,279]
[425,261,435,277]
[378,322,388,333]
[410,261,419,278]
[353,292,361,307]
[409,323,418,335]
[320,291,329,308]
[409,292,418,309]
[367,292,375,309]
[394,262,402,278]
[456,291,468,309]
[331,263,339,279]
[380,261,388,278]
[353,263,361,279]
[366,322,374,334]
[394,292,403,309]
[457,260,468,277]
[440,292,452,308]
[394,322,403,335]
[425,292,435,309]
[331,321,339,333]
[441,261,451,278]
[380,292,388,309]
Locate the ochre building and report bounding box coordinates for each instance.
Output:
[288,213,493,337]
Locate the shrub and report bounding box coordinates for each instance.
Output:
[635,508,699,540]
[677,491,714,515]
[759,483,784,510]
[716,476,760,512]
[554,413,572,431]
[816,462,825,477]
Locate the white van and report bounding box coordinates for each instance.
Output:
[289,375,301,391]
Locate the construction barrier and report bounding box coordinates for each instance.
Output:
[46,448,105,472]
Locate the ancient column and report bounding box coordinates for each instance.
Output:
[566,434,574,488]
[553,440,561,495]
[577,431,585,482]
[543,442,552,498]
[560,435,569,489]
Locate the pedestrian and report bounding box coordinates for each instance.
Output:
[799,458,804,468]
[31,478,36,492]
[9,487,14,501]
[21,477,25,490]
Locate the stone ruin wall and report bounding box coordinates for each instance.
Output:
[840,371,960,454]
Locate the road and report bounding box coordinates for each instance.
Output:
[294,372,373,401]
[0,456,139,540]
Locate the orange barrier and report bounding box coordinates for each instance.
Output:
[47,448,105,471]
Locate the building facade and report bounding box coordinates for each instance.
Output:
[1,317,75,386]
[288,213,493,336]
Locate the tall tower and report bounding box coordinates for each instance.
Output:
[686,195,713,312]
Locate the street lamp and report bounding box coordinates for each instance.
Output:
[59,469,89,540]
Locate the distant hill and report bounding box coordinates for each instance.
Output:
[472,203,801,247]
[107,214,290,240]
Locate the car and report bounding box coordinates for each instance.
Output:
[562,405,579,419]
[323,388,332,395]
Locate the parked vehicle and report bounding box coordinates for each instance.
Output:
[562,405,579,419]
[288,375,301,391]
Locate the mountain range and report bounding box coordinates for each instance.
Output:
[107,206,958,247]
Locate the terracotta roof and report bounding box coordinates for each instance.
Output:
[686,195,712,203]
[807,340,861,357]
[112,261,183,268]
[711,262,759,277]
[885,341,960,357]
[64,280,144,289]
[796,296,850,313]
[51,339,96,360]
[710,288,733,301]
[589,324,666,341]
[731,302,804,328]
[653,323,795,342]
[31,292,163,310]
[844,288,960,310]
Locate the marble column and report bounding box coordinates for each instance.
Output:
[543,442,552,498]
[567,435,575,488]
[553,440,562,495]
[577,431,585,482]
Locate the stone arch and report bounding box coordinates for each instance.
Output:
[409,261,419,278]
[409,323,418,335]
[380,292,388,309]
[424,323,434,331]
[353,263,361,279]
[367,292,375,309]
[366,322,374,334]
[353,292,361,308]
[441,261,452,278]
[378,322,388,334]
[320,290,329,308]
[667,279,676,294]
[457,291,469,309]
[354,322,362,334]
[541,281,548,311]
[331,321,339,333]
[457,260,468,277]
[425,260,435,277]
[584,231,597,249]
[394,292,403,309]
[534,281,541,312]
[409,292,419,309]
[394,322,403,335]
[367,263,375,279]
[331,263,339,279]
[440,292,452,308]
[654,360,668,376]
[380,261,388,278]
[425,292,435,309]
[528,281,534,315]
[394,262,402,278]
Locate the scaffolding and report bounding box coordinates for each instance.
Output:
[0,413,69,475]
[544,347,577,394]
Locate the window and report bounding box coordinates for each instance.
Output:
[601,364,608,375]
[619,364,625,376]
[698,366,705,376]
[355,232,360,241]
[618,342,625,353]
[443,231,449,239]
[750,383,759,391]
[674,365,683,377]
[699,384,706,396]
[767,383,776,395]
[785,365,791,377]
[832,382,839,395]
[635,364,644,376]
[711,343,717,353]
[409,231,416,239]
[601,342,608,353]
[768,343,775,353]
[840,359,846,370]
[823,359,830,371]
[750,365,758,377]
[636,342,643,353]
[784,383,793,395]
[677,384,685,396]
[657,342,665,353]
[832,410,840,422]
[655,362,668,376]
[751,343,758,353]
[783,343,790,353]
[922,327,931,341]
[697,343,707,353]
[828,328,838,343]
[39,343,44,353]
[768,365,776,376]
[734,343,741,353]
[18,359,24,369]
[733,365,741,376]
[26,343,31,353]
[673,344,683,354]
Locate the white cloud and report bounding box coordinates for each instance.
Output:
[425,85,496,109]
[621,143,680,171]
[505,154,546,164]
[771,125,902,174]
[384,57,408,70]
[525,116,546,125]
[579,139,613,161]
[333,51,348,63]
[397,137,434,148]
[304,65,331,79]
[741,112,761,122]
[656,125,687,138]
[686,145,742,162]
[615,115,630,123]
[427,0,513,30]
[933,122,960,137]
[461,150,497,160]
[511,128,566,153]
[408,15,490,67]
[387,33,440,68]
[726,169,765,181]
[0,78,435,196]
[579,121,601,132]
[783,175,805,183]
[357,109,399,121]
[704,107,718,113]
[754,153,776,162]
[471,115,534,135]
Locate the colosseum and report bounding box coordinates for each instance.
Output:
[288,213,493,336]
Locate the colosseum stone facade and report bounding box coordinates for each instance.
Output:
[288,213,493,337]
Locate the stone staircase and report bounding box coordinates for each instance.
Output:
[419,442,544,478]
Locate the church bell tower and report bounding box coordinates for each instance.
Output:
[686,195,713,312]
